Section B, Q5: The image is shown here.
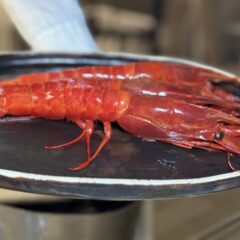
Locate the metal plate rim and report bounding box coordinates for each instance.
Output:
[1,168,240,186]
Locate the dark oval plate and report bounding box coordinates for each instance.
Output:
[0,51,239,200]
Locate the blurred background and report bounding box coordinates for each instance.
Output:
[0,0,240,239]
[0,0,239,72]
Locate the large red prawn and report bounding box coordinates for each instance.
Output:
[1,78,240,171]
[1,61,240,108]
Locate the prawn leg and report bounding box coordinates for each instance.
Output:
[68,120,94,171]
[69,122,112,171]
[159,138,225,151]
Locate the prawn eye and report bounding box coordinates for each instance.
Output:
[214,131,224,140]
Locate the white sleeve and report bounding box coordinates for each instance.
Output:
[1,0,99,52]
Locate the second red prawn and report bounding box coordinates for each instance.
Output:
[1,61,240,107]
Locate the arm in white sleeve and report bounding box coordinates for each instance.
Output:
[1,0,99,52]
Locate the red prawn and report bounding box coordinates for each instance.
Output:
[1,80,240,170]
[1,61,240,107]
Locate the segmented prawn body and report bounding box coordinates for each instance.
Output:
[1,79,240,170]
[57,78,240,114]
[1,61,240,108]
